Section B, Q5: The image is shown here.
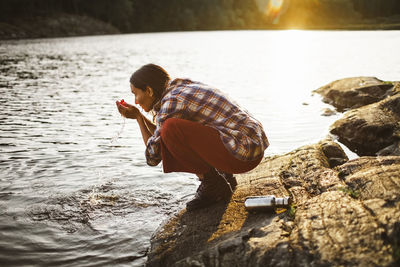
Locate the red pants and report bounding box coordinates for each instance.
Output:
[160,118,262,174]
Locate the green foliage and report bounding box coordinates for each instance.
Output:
[339,186,360,199]
[352,0,400,18]
[287,203,296,219]
[383,81,394,85]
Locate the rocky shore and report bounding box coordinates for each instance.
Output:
[146,77,400,266]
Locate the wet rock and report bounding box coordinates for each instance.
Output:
[147,141,400,266]
[314,77,395,111]
[330,94,400,156]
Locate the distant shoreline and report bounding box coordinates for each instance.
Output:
[0,13,120,41]
[1,13,400,41]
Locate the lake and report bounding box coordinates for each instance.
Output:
[1,30,399,266]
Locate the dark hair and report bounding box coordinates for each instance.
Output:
[129,64,170,102]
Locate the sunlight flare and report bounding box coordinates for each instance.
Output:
[267,0,285,23]
[269,0,284,12]
[256,0,287,24]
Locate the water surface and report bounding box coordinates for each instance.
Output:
[1,30,399,266]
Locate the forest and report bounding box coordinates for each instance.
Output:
[1,0,400,32]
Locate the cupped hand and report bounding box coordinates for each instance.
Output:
[116,100,141,119]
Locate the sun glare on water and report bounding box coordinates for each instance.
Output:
[263,29,318,100]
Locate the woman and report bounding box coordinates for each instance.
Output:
[116,64,269,211]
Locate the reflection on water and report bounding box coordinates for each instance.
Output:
[0,30,399,266]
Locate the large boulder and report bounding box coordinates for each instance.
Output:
[146,139,400,266]
[330,94,400,156]
[314,77,396,111]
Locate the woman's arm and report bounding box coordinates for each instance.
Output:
[116,101,155,145]
[135,114,153,145]
[141,114,156,135]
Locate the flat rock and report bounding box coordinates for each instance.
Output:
[314,77,396,111]
[145,138,400,267]
[330,94,400,156]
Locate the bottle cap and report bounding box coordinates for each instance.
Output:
[275,196,290,206]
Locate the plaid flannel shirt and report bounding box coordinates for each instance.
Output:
[145,78,269,166]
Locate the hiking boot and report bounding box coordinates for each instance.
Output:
[186,168,237,211]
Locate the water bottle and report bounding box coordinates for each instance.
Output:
[244,195,290,211]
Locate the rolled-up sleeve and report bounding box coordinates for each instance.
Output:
[145,127,162,166]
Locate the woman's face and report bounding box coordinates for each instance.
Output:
[130,84,155,112]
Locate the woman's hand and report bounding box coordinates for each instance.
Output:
[116,100,141,119]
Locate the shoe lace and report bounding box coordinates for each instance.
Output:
[215,169,234,194]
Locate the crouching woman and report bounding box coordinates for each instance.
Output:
[116,64,269,211]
